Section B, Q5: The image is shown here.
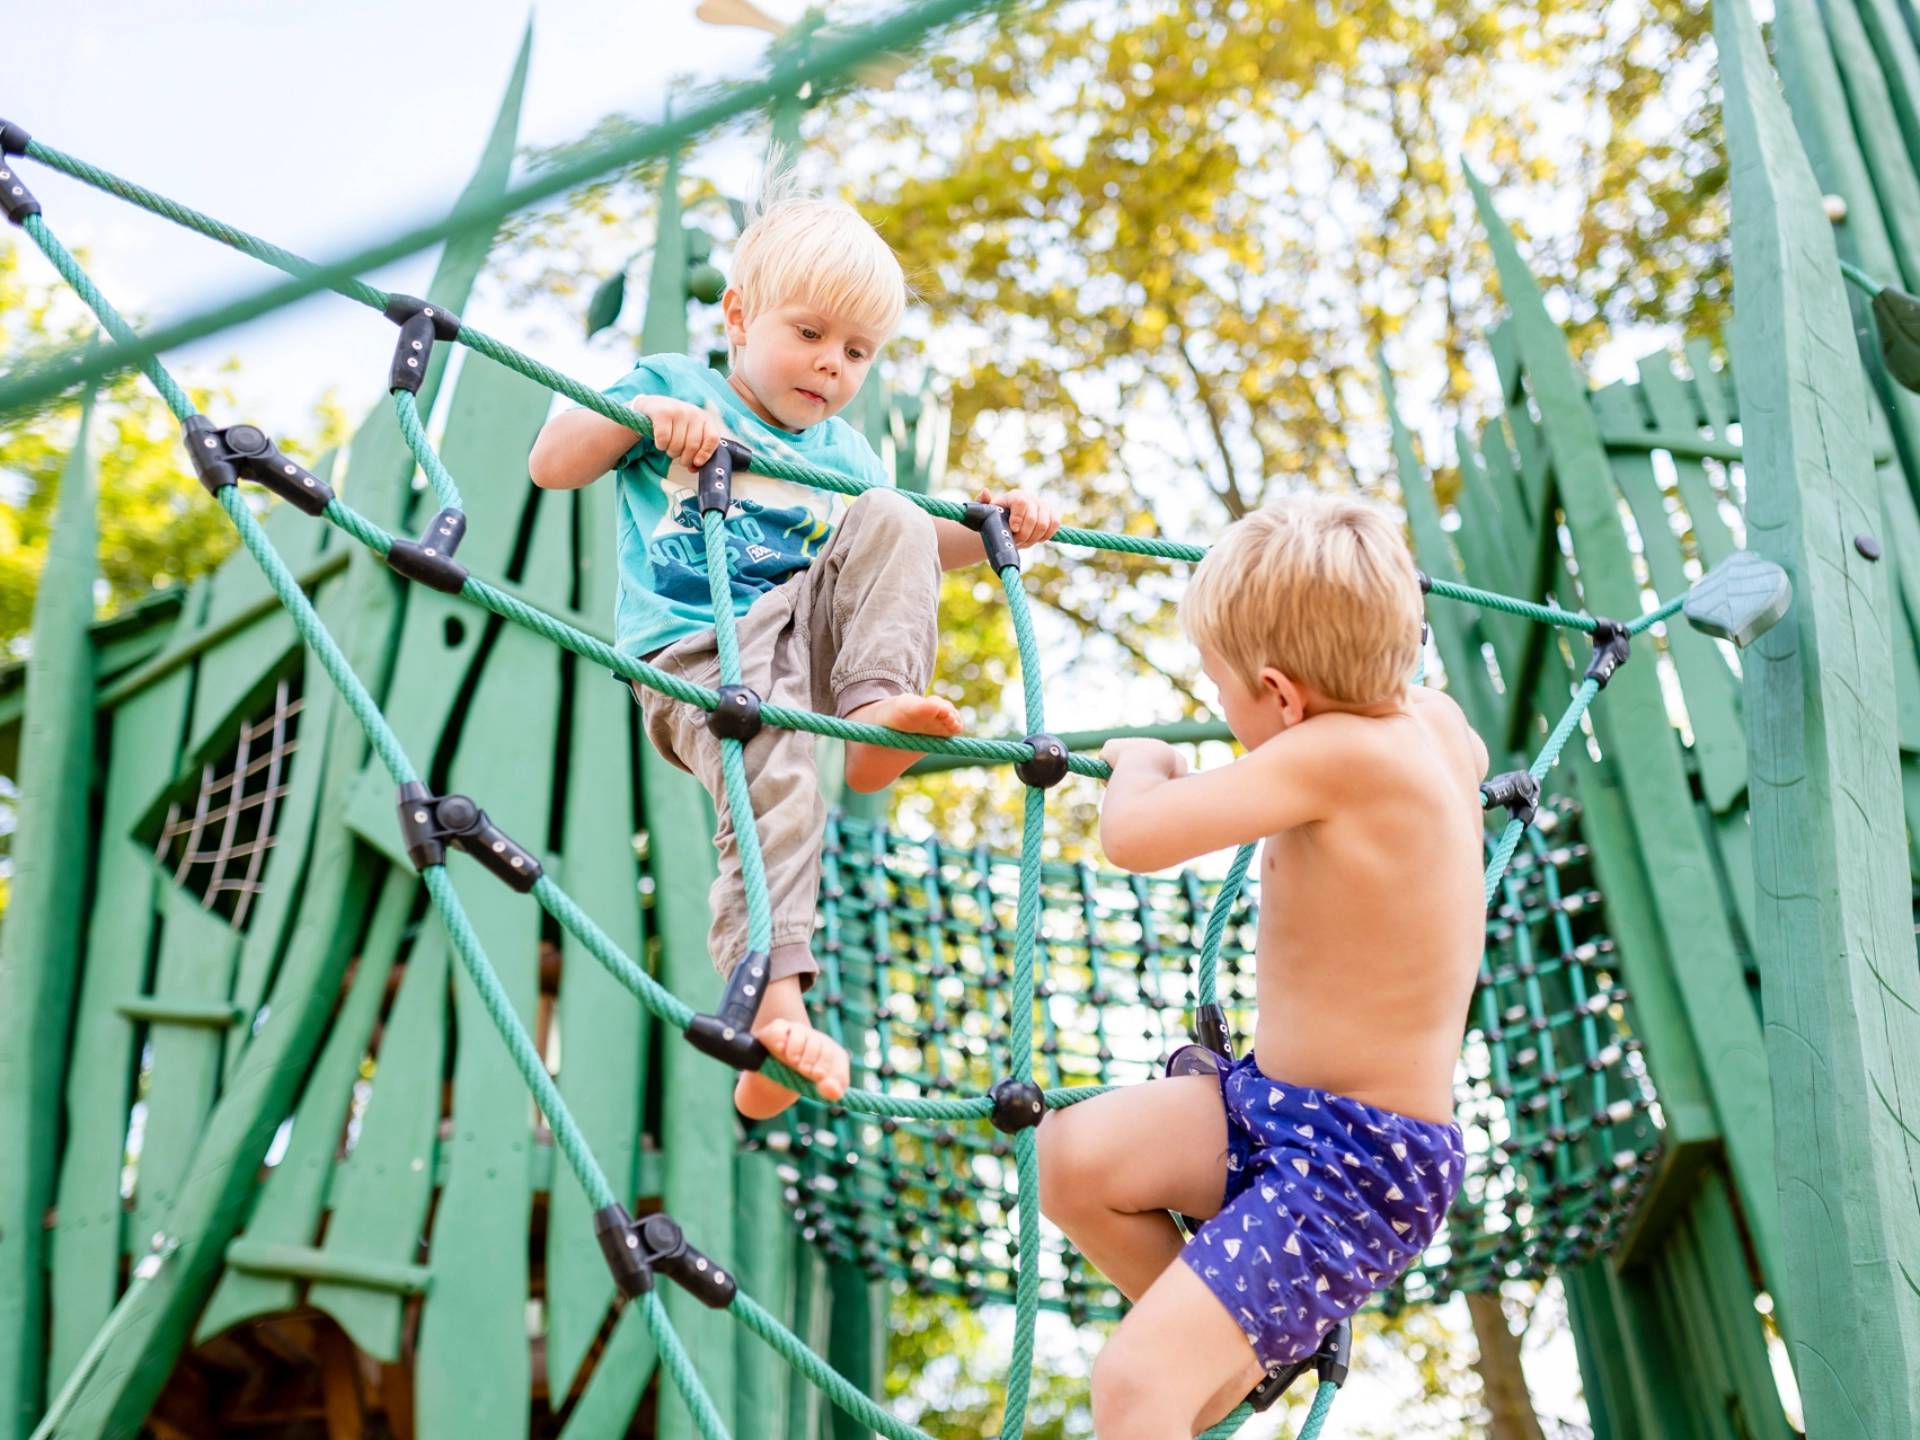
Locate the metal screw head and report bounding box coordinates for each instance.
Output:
[1856,533,1883,560]
[1824,193,1850,222]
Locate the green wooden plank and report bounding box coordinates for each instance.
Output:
[1,408,98,1440]
[45,673,190,1395]
[1560,1259,1633,1440]
[1719,0,1920,1422]
[1590,382,1748,813]
[644,736,739,1440]
[413,614,563,1440]
[1855,0,1920,238]
[733,1150,793,1440]
[826,1262,883,1440]
[546,487,648,1398]
[221,1240,431,1295]
[1773,0,1920,500]
[1825,0,1920,292]
[1635,356,1739,571]
[554,1304,657,1440]
[195,869,412,1341]
[128,889,244,1261]
[1467,167,1789,1309]
[342,351,559,864]
[1377,359,1503,735]
[311,918,449,1362]
[42,44,532,1431]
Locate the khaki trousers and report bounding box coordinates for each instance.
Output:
[636,488,942,986]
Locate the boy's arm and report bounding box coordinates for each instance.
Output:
[529,395,723,490]
[933,488,1064,569]
[1098,728,1353,872]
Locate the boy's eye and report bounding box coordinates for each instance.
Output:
[847,348,867,362]
[799,327,821,341]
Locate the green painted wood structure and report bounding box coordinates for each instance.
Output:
[1,2,1918,1437]
[1379,0,1920,1430]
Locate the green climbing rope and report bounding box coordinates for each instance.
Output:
[15,140,1675,1440]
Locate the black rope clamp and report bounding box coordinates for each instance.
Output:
[697,439,754,515]
[0,122,29,155]
[1014,732,1068,788]
[1480,770,1541,829]
[988,1077,1045,1134]
[395,781,543,892]
[182,415,335,516]
[594,1205,736,1308]
[384,294,461,396]
[708,684,763,743]
[386,508,469,594]
[0,157,39,226]
[1585,618,1631,689]
[1194,1001,1233,1060]
[685,950,771,1071]
[963,501,1021,573]
[1247,1317,1351,1412]
[1415,569,1433,594]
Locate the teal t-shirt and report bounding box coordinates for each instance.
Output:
[603,353,891,659]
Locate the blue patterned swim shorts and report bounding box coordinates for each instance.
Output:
[1179,1052,1464,1368]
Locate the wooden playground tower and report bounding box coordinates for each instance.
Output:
[0,0,1917,1437]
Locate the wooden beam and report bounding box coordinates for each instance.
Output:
[1718,0,1920,1426]
[0,394,98,1440]
[1464,167,1789,1308]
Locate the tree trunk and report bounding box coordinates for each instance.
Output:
[1466,1291,1547,1440]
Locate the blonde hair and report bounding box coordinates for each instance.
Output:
[1181,494,1423,704]
[729,167,906,344]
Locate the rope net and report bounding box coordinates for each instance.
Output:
[10,119,1678,1440]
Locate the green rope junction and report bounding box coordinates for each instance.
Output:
[11,127,1677,1440]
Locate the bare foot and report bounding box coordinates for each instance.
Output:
[736,1017,851,1120]
[843,694,964,792]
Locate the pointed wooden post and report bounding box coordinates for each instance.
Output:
[1718,0,1920,1430]
[1463,166,1789,1312]
[42,35,540,1440]
[0,391,99,1440]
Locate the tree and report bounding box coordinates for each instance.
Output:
[0,237,347,655]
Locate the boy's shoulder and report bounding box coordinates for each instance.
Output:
[616,350,727,402]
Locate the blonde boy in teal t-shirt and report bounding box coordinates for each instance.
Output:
[530,190,1060,1119]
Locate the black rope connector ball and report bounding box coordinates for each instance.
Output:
[988,1077,1045,1133]
[1584,618,1632,689]
[963,501,1022,573]
[1480,770,1541,829]
[1015,732,1069,788]
[708,684,763,743]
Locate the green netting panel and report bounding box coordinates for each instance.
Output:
[767,795,1662,1319]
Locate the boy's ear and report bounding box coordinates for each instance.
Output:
[720,286,749,345]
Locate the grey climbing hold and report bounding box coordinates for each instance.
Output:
[1683,551,1793,649]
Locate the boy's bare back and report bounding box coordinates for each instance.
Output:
[1248,686,1486,1122]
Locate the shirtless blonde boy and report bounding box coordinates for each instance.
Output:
[530,192,1059,1119]
[1039,495,1488,1439]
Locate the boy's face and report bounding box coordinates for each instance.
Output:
[723,292,882,432]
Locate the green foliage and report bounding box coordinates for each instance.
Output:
[886,1290,1098,1440]
[0,238,347,654]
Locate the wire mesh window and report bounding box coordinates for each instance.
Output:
[153,677,304,931]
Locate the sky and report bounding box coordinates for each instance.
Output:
[7,0,785,439]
